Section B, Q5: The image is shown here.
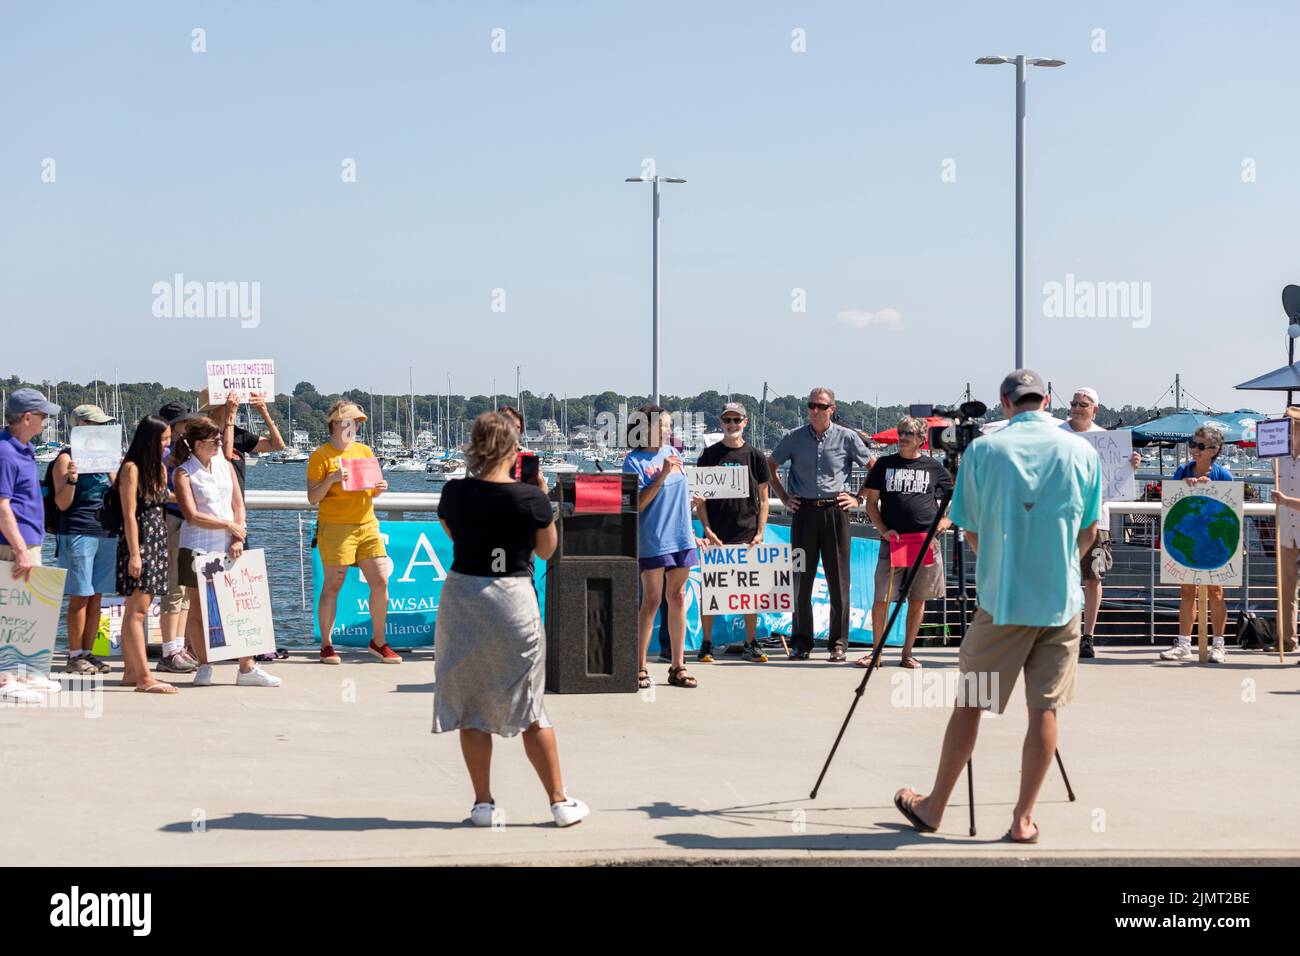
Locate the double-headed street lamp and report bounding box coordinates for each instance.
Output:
[976,54,1065,369]
[626,174,687,406]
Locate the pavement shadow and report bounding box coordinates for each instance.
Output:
[158,812,461,833]
[393,682,435,693]
[655,825,1008,852]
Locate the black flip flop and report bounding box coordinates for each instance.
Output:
[1003,823,1039,844]
[893,789,937,833]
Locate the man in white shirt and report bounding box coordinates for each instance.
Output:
[1060,387,1141,659]
[1269,409,1300,652]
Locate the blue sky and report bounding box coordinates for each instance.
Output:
[3,1,1298,412]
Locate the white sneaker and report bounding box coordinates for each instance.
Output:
[0,684,43,703]
[550,795,590,828]
[20,675,61,693]
[469,802,498,827]
[192,664,214,686]
[1209,644,1226,664]
[1159,643,1193,661]
[236,666,282,687]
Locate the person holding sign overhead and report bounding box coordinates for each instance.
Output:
[1060,387,1142,659]
[854,416,952,669]
[50,404,118,675]
[198,387,286,495]
[308,400,401,665]
[1159,423,1234,664]
[625,404,704,689]
[696,402,771,663]
[768,387,874,662]
[172,417,280,687]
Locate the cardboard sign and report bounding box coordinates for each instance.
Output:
[205,359,275,405]
[574,474,622,513]
[687,465,750,500]
[699,544,794,616]
[1256,419,1291,459]
[0,564,67,676]
[1074,429,1136,501]
[889,533,936,568]
[193,549,275,662]
[1160,480,1243,585]
[69,424,123,474]
[341,457,382,491]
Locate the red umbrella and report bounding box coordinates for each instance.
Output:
[871,416,951,449]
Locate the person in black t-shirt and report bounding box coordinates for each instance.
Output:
[433,412,589,829]
[201,388,287,494]
[856,417,953,669]
[696,402,771,663]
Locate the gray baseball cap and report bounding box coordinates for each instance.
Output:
[722,402,747,418]
[999,369,1048,403]
[5,388,59,418]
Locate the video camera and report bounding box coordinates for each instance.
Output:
[909,400,988,464]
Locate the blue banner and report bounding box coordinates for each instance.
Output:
[310,520,908,650]
[310,521,546,648]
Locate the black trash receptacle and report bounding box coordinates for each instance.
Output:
[544,473,640,693]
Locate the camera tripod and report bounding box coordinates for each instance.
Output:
[808,477,1076,836]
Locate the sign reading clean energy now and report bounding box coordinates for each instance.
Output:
[699,544,794,615]
[1160,480,1243,585]
[0,565,67,676]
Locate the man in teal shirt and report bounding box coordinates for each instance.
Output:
[893,370,1101,844]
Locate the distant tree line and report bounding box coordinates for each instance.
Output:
[2,374,1185,450]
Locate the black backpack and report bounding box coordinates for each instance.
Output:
[39,448,71,535]
[98,478,124,536]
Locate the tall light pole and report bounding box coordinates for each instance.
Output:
[626,174,686,406]
[976,54,1065,369]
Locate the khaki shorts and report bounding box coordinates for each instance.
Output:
[958,607,1081,714]
[317,520,386,567]
[161,511,190,614]
[874,540,945,603]
[0,543,42,566]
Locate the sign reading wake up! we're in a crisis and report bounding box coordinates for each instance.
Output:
[699,544,794,616]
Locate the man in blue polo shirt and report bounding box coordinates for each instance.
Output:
[893,370,1101,844]
[0,388,60,581]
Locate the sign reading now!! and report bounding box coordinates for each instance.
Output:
[699,544,794,615]
[687,465,749,499]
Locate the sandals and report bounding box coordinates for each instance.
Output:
[1003,823,1039,844]
[893,788,937,833]
[135,681,179,695]
[638,669,652,690]
[667,665,698,689]
[901,656,922,669]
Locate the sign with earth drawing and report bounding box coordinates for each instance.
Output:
[1160,480,1243,585]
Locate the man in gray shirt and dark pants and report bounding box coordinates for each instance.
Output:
[769,387,874,661]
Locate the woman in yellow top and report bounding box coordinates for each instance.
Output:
[308,400,402,665]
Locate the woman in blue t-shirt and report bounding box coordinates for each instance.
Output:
[1160,425,1234,664]
[623,405,703,690]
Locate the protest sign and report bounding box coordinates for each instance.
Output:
[574,474,622,513]
[1256,419,1291,458]
[69,424,123,474]
[193,549,275,662]
[699,543,794,616]
[0,565,67,676]
[205,359,275,405]
[341,457,382,491]
[890,533,936,568]
[1160,480,1243,585]
[1076,430,1136,501]
[687,466,749,500]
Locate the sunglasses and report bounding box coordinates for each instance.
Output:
[721,417,744,424]
[1191,442,1220,451]
[1069,401,1093,408]
[807,402,832,411]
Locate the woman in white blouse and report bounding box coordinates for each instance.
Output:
[173,416,281,687]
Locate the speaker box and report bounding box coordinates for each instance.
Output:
[552,473,639,559]
[544,556,640,694]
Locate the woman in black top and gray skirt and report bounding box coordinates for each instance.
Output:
[434,411,589,828]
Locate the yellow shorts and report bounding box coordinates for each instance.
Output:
[316,521,386,567]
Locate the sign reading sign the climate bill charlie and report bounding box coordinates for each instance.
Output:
[1160,480,1243,586]
[699,544,795,616]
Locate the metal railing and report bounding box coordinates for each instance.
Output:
[245,492,1286,646]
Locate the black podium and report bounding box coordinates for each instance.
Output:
[544,474,640,694]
